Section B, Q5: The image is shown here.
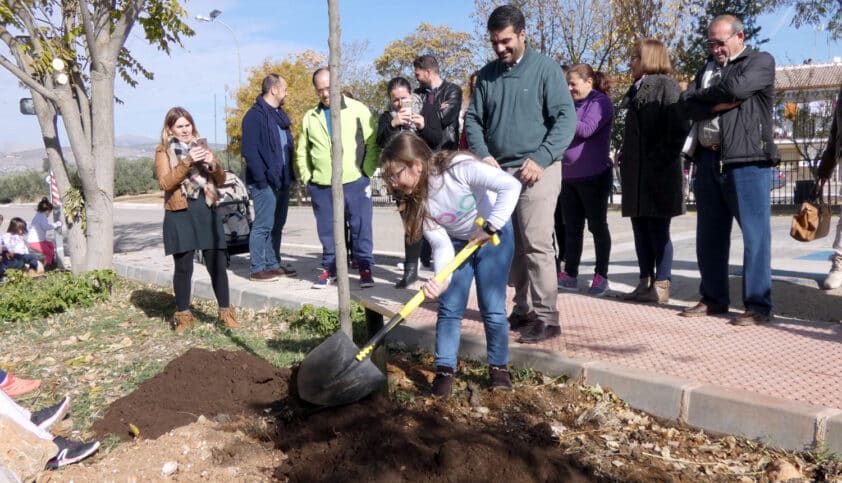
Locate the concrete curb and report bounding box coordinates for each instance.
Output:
[389,321,842,454]
[114,257,842,454]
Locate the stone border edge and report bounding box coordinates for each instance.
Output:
[388,323,842,454]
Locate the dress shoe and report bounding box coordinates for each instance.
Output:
[272,266,297,277]
[730,310,773,326]
[517,319,561,344]
[678,301,728,317]
[507,310,536,330]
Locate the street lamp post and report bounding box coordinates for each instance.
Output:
[195,9,242,86]
[196,9,240,160]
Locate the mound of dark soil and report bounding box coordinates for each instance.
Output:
[91,348,290,440]
[273,393,596,482]
[91,348,597,482]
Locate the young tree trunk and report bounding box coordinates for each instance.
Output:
[327,0,352,335]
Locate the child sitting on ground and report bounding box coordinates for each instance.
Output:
[1,217,43,277]
[27,197,62,267]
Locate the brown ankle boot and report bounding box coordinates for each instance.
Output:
[654,280,670,304]
[218,307,240,328]
[624,277,651,300]
[173,310,195,334]
[634,282,659,303]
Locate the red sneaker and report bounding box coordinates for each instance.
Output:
[1,374,42,398]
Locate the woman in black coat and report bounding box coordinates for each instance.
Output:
[376,77,442,288]
[619,39,688,304]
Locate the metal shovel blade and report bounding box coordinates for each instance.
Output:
[296,330,387,407]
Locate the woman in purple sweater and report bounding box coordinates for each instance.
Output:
[556,63,615,296]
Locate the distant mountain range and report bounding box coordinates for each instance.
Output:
[0,135,226,175]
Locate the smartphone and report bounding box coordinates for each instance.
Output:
[196,137,208,150]
[399,98,412,110]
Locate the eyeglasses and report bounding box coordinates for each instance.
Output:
[386,166,407,185]
[706,32,737,49]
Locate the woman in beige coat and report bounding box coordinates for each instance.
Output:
[154,106,238,332]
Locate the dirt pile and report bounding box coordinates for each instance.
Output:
[58,348,836,482]
[91,348,290,441]
[273,392,595,482]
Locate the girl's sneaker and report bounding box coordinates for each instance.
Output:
[45,437,100,469]
[30,396,71,430]
[587,274,609,297]
[489,365,512,391]
[557,272,578,291]
[431,366,454,399]
[0,374,41,398]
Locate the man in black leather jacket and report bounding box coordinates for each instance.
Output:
[413,54,463,151]
[413,54,464,267]
[677,14,778,326]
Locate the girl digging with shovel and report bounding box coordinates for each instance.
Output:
[380,132,521,398]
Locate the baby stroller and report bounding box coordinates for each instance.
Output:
[195,170,252,266]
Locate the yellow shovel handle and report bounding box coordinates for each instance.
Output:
[355,217,500,361]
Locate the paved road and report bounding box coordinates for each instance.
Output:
[2,200,836,277]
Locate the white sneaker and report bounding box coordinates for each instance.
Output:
[823,254,842,289]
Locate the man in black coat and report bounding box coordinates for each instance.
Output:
[678,14,778,326]
[413,54,463,267]
[413,54,462,151]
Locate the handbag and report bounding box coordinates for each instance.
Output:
[790,179,832,242]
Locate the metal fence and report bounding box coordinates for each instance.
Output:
[682,160,841,207]
[286,163,841,209]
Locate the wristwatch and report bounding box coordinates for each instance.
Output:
[481,221,497,235]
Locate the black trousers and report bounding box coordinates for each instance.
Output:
[172,249,229,311]
[561,169,612,278]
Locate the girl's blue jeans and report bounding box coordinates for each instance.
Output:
[435,221,514,370]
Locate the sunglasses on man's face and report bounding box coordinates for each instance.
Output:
[706,32,737,49]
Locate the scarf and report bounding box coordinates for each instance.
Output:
[255,95,293,158]
[169,137,218,206]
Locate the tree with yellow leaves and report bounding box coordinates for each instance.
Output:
[226,51,323,159]
[374,23,475,84]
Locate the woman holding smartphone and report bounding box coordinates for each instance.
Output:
[155,106,238,332]
[376,77,442,288]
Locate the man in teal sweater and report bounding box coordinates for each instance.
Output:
[465,4,575,344]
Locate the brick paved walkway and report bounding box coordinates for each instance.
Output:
[368,287,842,411]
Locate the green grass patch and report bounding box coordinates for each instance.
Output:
[0,277,379,438]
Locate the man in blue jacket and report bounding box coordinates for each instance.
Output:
[241,74,297,281]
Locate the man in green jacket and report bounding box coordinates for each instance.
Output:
[465,4,576,343]
[295,67,379,289]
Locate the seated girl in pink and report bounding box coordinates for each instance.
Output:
[27,198,61,266]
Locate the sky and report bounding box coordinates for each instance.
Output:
[0,0,840,152]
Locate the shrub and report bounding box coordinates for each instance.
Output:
[114,157,158,196]
[0,269,115,323]
[289,303,368,340]
[0,171,50,203]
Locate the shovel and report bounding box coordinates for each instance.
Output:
[297,218,500,407]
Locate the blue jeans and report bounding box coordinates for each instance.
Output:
[247,184,290,274]
[435,222,514,370]
[308,176,374,273]
[694,148,772,314]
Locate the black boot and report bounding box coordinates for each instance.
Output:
[397,238,423,288]
[395,263,418,288]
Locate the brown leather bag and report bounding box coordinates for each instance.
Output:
[790,180,832,242]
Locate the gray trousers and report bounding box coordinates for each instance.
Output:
[507,161,562,326]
